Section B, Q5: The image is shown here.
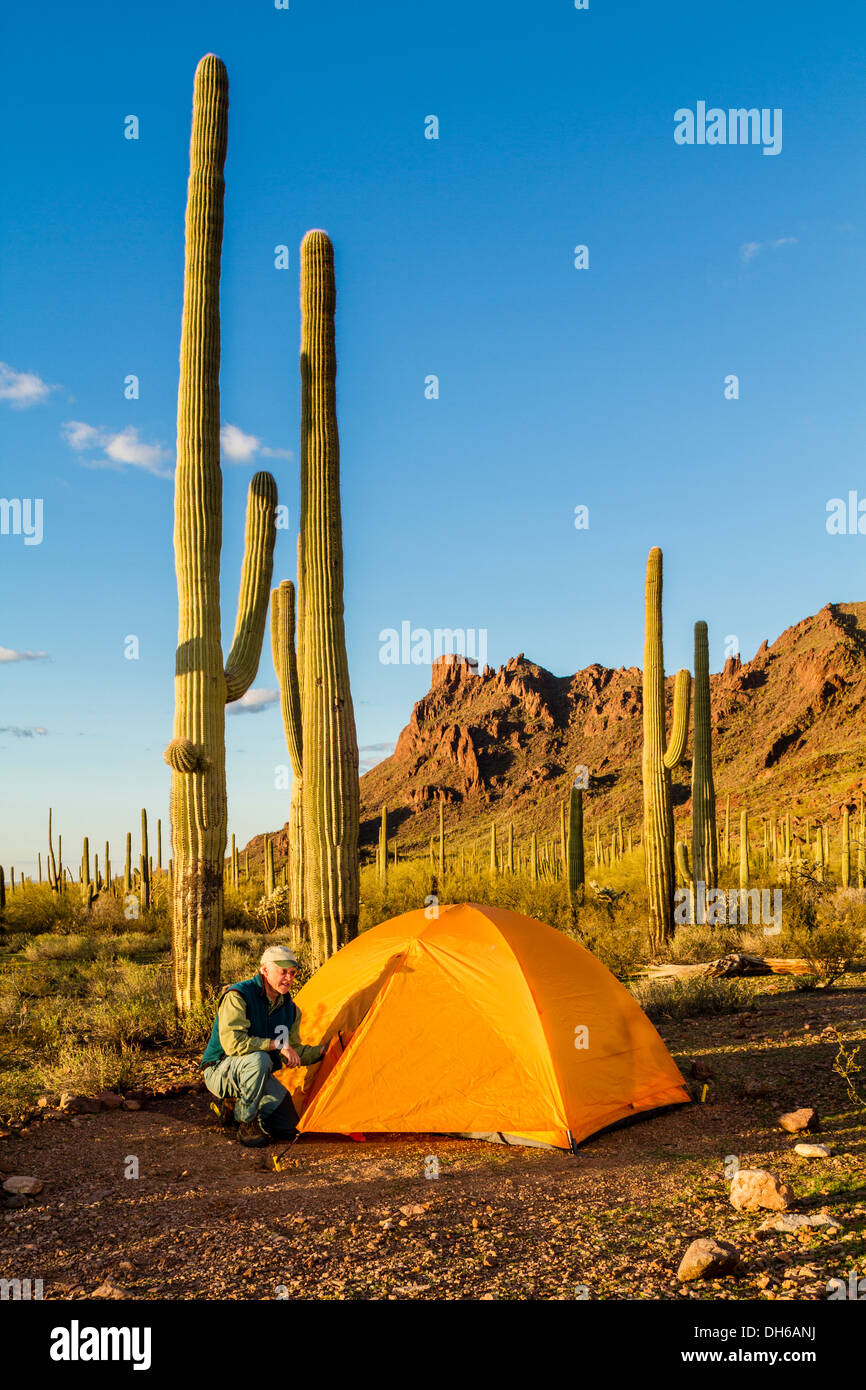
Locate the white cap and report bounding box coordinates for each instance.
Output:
[260,944,299,970]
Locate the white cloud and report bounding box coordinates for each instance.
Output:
[0,362,57,408]
[62,421,101,450]
[62,421,172,478]
[0,725,47,738]
[359,741,396,771]
[227,687,279,715]
[740,236,798,263]
[221,423,261,462]
[221,424,292,464]
[0,646,49,663]
[104,427,168,471]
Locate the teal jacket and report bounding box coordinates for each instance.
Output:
[201,973,316,1070]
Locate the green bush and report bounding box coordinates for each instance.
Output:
[782,919,865,988]
[44,1041,143,1096]
[629,974,752,1022]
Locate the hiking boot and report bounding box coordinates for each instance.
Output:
[262,1096,298,1141]
[210,1097,236,1128]
[237,1117,271,1147]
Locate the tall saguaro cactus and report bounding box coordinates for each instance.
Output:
[642,548,691,952]
[297,230,360,964]
[691,620,717,921]
[271,579,304,938]
[165,56,278,1009]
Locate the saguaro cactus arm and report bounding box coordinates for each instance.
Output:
[271,580,302,778]
[224,472,278,703]
[663,668,691,769]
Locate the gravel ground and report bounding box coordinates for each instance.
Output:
[1,986,864,1301]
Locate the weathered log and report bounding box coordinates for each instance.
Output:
[641,956,866,981]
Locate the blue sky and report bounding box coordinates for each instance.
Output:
[1,0,865,872]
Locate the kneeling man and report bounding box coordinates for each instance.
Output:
[201,944,325,1147]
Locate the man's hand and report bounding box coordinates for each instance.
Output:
[279,1045,302,1068]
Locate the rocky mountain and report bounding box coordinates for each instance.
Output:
[247,601,866,863]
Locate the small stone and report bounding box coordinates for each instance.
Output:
[122,1099,142,1111]
[677,1238,742,1282]
[36,1097,50,1109]
[730,1169,794,1212]
[92,1276,130,1299]
[794,1143,831,1159]
[756,1213,840,1236]
[399,1204,425,1217]
[779,1108,819,1134]
[2,1176,44,1196]
[66,1095,102,1115]
[96,1091,124,1110]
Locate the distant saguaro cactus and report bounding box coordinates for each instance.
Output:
[139,809,150,912]
[641,548,691,951]
[739,809,750,889]
[264,835,275,898]
[297,230,359,965]
[691,621,717,921]
[841,807,850,889]
[439,802,445,878]
[567,787,585,906]
[165,56,277,1009]
[379,806,389,887]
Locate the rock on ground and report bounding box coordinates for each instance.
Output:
[756,1213,841,1236]
[730,1169,793,1211]
[2,1175,43,1195]
[92,1276,130,1299]
[779,1108,819,1133]
[677,1238,741,1282]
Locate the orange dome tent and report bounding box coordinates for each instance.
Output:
[275,903,689,1150]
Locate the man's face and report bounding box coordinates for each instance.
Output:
[261,961,296,994]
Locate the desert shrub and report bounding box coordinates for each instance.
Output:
[223,928,261,952]
[0,931,28,953]
[1,883,89,936]
[45,1041,143,1096]
[780,864,825,935]
[223,887,262,933]
[629,974,752,1022]
[782,919,865,988]
[23,933,99,962]
[666,923,768,963]
[221,941,260,983]
[569,903,646,979]
[96,931,169,960]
